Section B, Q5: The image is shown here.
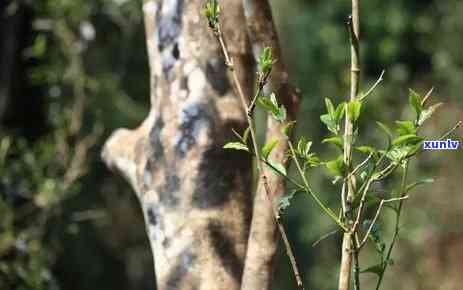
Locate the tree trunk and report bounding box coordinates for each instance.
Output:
[240,1,300,290]
[102,1,254,289]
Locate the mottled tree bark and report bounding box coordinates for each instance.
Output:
[240,1,300,290]
[102,1,254,289]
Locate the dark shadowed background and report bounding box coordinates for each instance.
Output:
[0,0,462,289]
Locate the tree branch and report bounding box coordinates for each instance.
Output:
[358,196,409,250]
[209,13,305,290]
[237,1,305,290]
[339,1,361,290]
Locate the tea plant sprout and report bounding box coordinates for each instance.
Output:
[204,0,461,289]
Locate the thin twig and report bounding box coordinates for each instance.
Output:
[312,229,339,247]
[375,162,409,290]
[247,71,270,117]
[346,152,374,181]
[287,141,347,230]
[260,158,305,190]
[439,121,462,140]
[358,196,409,249]
[352,236,361,290]
[341,182,347,216]
[352,178,374,232]
[421,87,434,107]
[359,70,385,101]
[210,22,306,290]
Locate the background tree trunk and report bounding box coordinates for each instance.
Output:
[102,1,255,289]
[240,1,301,290]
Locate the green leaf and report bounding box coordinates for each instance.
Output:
[296,138,306,156]
[267,159,287,176]
[305,154,321,167]
[386,147,410,162]
[386,142,422,162]
[296,137,313,157]
[31,35,47,58]
[223,142,249,152]
[417,102,443,126]
[322,136,343,148]
[261,139,279,159]
[395,120,416,136]
[203,0,220,28]
[347,100,362,122]
[355,146,376,155]
[409,89,422,116]
[258,93,286,122]
[258,95,279,115]
[258,47,273,73]
[325,98,335,117]
[405,141,423,158]
[361,264,384,276]
[325,155,345,177]
[282,121,296,136]
[376,121,393,146]
[270,92,278,107]
[406,178,434,193]
[334,102,346,123]
[320,114,338,134]
[303,141,313,155]
[360,171,368,180]
[392,134,423,147]
[275,105,287,122]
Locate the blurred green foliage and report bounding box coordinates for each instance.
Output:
[1,0,152,289]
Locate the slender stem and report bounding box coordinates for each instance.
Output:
[352,236,361,290]
[287,141,347,231]
[359,70,385,101]
[339,1,360,289]
[375,162,409,290]
[420,87,434,107]
[358,196,409,250]
[346,153,373,182]
[439,121,462,140]
[260,158,305,190]
[352,178,374,232]
[312,229,339,247]
[211,23,306,290]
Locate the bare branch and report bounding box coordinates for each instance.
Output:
[358,196,409,249]
[359,70,385,101]
[312,229,339,247]
[346,152,374,181]
[209,19,305,290]
[439,121,462,140]
[339,2,361,289]
[421,87,434,107]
